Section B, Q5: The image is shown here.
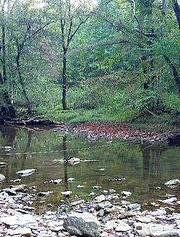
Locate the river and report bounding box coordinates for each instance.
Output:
[0,126,180,214]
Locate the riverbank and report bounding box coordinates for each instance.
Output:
[1,179,180,237]
[5,117,179,144]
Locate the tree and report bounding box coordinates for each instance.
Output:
[47,0,92,110]
[9,0,52,115]
[0,0,16,118]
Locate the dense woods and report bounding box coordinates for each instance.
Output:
[0,0,180,125]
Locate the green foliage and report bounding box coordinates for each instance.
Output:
[0,0,179,125]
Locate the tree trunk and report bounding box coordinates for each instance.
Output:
[0,72,16,118]
[164,55,180,94]
[62,49,67,110]
[2,25,6,82]
[173,0,180,31]
[16,48,32,115]
[0,4,16,118]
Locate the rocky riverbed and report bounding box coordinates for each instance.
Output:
[1,179,180,237]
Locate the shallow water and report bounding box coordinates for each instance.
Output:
[0,126,180,213]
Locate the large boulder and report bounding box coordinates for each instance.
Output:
[64,212,100,237]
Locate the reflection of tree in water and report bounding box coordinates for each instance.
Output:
[20,130,32,170]
[62,135,68,191]
[141,144,151,179]
[0,126,17,145]
[62,135,72,205]
[141,143,168,179]
[0,126,17,183]
[151,148,161,177]
[0,128,33,182]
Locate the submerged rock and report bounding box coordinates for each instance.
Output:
[0,162,7,168]
[68,157,81,166]
[61,191,72,196]
[16,169,36,177]
[68,178,75,182]
[64,212,100,237]
[160,197,177,205]
[0,174,5,182]
[38,191,53,197]
[45,179,62,184]
[121,191,132,198]
[128,203,141,211]
[164,179,180,188]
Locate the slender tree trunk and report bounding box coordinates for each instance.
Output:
[0,3,16,118]
[164,55,180,94]
[173,0,180,31]
[16,47,32,115]
[62,49,67,110]
[2,25,6,82]
[0,71,16,118]
[141,144,150,178]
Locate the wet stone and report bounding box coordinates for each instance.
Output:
[16,169,36,177]
[0,174,5,182]
[165,179,180,188]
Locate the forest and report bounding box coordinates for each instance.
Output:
[0,0,179,127]
[1,1,180,236]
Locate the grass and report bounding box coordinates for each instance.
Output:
[33,104,180,134]
[36,105,136,124]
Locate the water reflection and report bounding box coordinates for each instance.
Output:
[0,126,17,145]
[141,144,151,178]
[0,126,179,209]
[0,126,17,183]
[20,131,32,170]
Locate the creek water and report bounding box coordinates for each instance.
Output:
[0,126,180,213]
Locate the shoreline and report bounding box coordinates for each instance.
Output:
[0,181,180,237]
[3,118,180,144]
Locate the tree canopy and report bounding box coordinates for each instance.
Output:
[0,0,179,124]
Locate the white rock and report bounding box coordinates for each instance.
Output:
[77,185,84,188]
[95,195,106,203]
[68,177,75,182]
[115,220,132,232]
[150,223,179,236]
[0,213,38,227]
[134,223,151,236]
[38,191,53,196]
[128,203,141,211]
[68,157,81,166]
[4,146,13,151]
[165,179,180,188]
[160,197,177,204]
[7,227,32,236]
[16,169,36,177]
[50,179,62,184]
[170,213,180,220]
[100,232,109,237]
[150,209,166,216]
[121,191,132,197]
[105,220,117,231]
[136,216,155,223]
[71,200,84,206]
[0,174,5,182]
[61,191,72,196]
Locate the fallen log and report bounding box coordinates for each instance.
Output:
[4,118,63,127]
